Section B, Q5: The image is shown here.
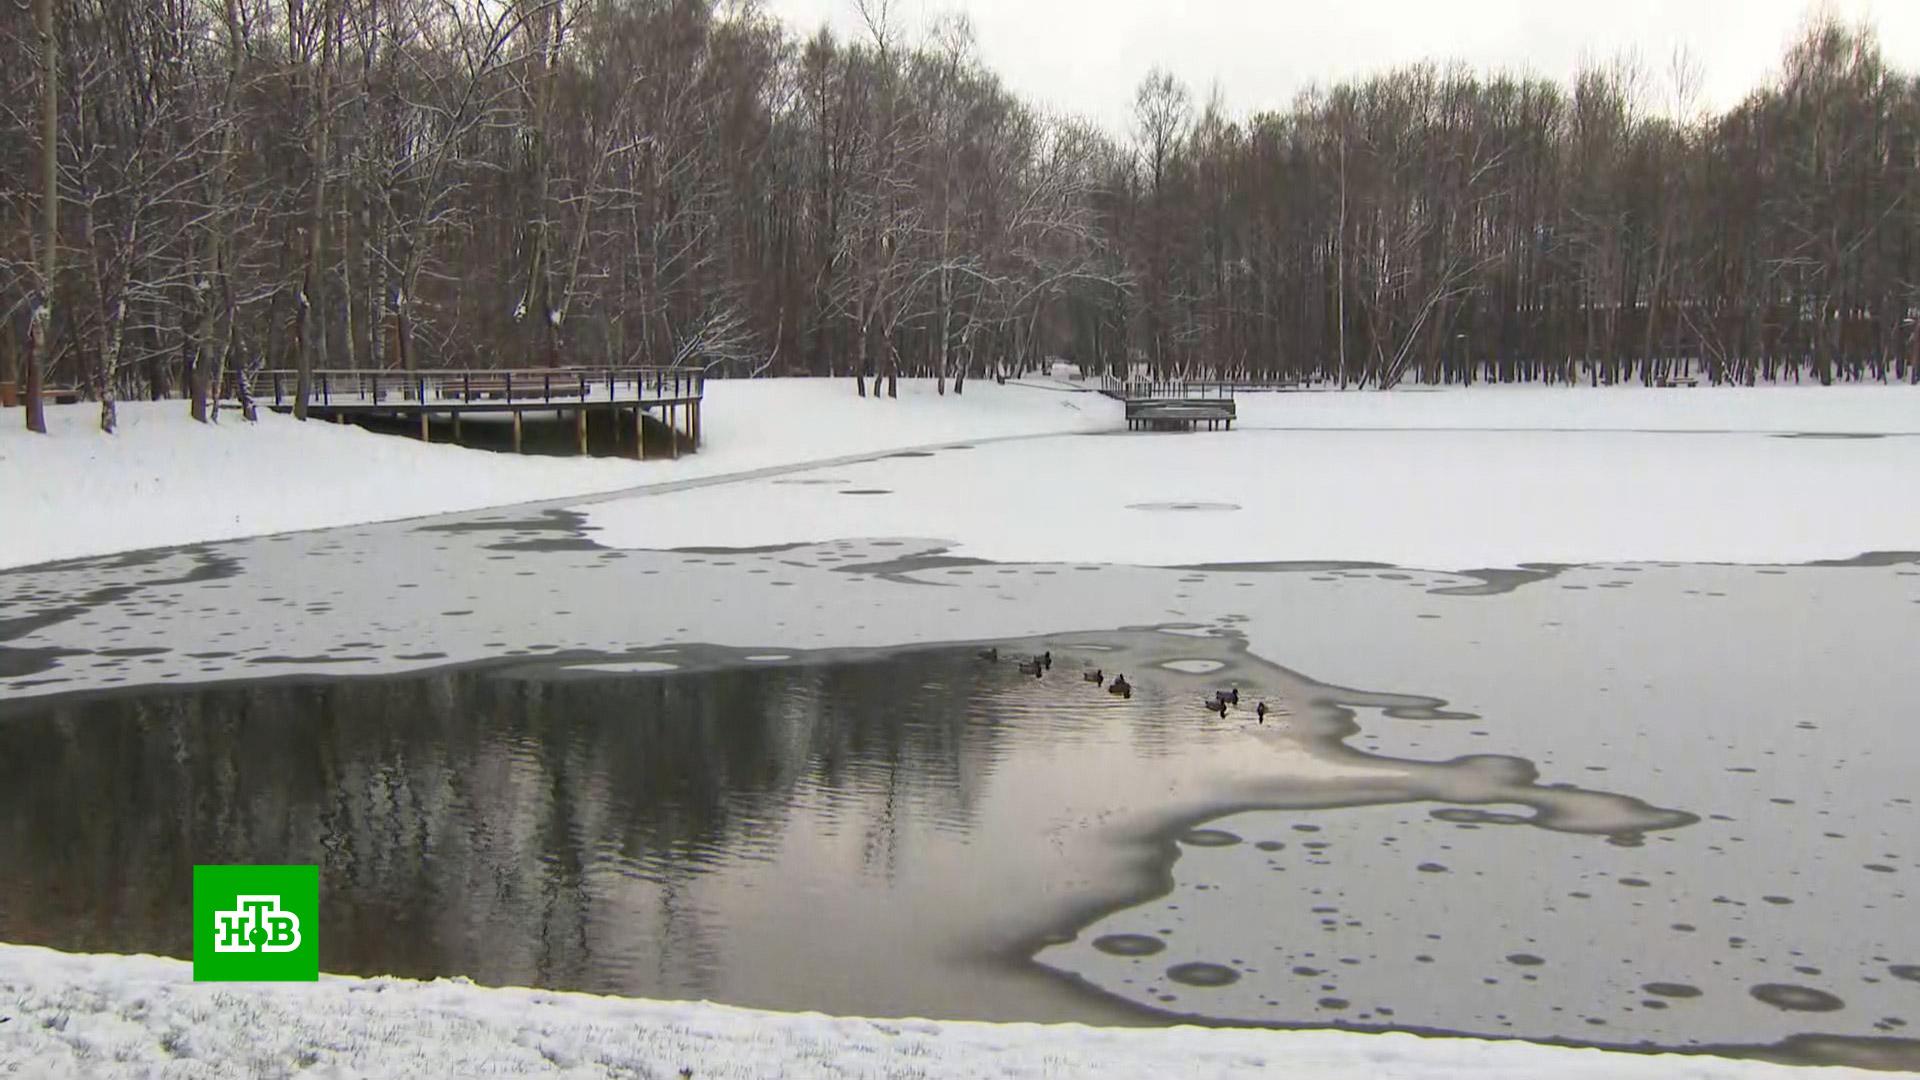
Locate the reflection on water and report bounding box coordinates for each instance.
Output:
[0,628,1706,1031]
[1,649,1024,995]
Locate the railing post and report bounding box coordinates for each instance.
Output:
[273,371,282,406]
[543,374,551,403]
[463,373,471,403]
[321,372,330,406]
[505,371,513,403]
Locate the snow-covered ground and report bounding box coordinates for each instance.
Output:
[583,425,1920,567]
[0,380,1115,571]
[1228,383,1920,434]
[0,944,1887,1080]
[577,382,1920,567]
[7,381,1918,572]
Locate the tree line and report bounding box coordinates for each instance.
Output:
[5,1,1919,433]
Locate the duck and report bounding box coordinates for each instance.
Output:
[1040,650,1053,671]
[1204,696,1228,716]
[1215,687,1239,706]
[1083,668,1104,683]
[1017,658,1044,677]
[1108,674,1132,698]
[1256,701,1268,724]
[977,647,999,662]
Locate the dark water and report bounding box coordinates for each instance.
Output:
[0,628,1701,1024]
[1,648,1068,1010]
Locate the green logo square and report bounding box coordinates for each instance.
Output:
[192,865,319,981]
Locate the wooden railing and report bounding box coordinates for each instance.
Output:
[1098,375,1237,400]
[244,367,703,409]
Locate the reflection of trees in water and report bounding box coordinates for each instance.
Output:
[0,648,1004,986]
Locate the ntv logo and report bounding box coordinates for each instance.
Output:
[194,865,319,981]
[213,895,302,953]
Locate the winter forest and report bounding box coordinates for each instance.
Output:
[4,0,1920,433]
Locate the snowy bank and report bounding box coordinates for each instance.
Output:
[1228,383,1920,434]
[0,944,1884,1080]
[0,381,1115,571]
[7,382,1919,572]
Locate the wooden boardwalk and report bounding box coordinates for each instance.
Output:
[1097,376,1238,431]
[246,367,703,458]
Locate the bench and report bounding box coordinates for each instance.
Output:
[0,383,82,406]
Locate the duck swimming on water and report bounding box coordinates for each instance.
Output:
[1040,650,1053,671]
[1215,688,1239,706]
[1017,658,1044,677]
[1204,696,1228,716]
[1256,701,1268,723]
[1108,674,1132,698]
[977,647,999,662]
[1083,669,1104,683]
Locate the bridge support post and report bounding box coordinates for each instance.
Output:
[512,409,523,453]
[420,409,429,442]
[668,403,679,459]
[577,407,588,455]
[453,412,462,442]
[636,407,646,461]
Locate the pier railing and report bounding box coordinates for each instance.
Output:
[246,367,703,410]
[1097,375,1238,400]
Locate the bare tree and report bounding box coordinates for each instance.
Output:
[4,5,1919,409]
[22,0,57,433]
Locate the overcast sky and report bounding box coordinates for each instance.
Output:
[759,0,1920,133]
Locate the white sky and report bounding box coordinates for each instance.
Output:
[758,0,1920,133]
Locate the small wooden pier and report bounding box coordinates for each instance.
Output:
[249,367,703,458]
[1099,377,1237,432]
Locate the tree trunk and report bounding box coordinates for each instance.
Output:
[195,0,245,422]
[953,322,969,395]
[1,319,16,406]
[89,214,137,434]
[1336,136,1348,388]
[339,182,356,368]
[183,278,210,422]
[229,314,256,422]
[370,192,392,370]
[853,288,867,397]
[936,267,950,396]
[94,285,125,435]
[25,0,56,434]
[25,306,50,434]
[516,0,563,368]
[295,3,333,420]
[395,292,414,373]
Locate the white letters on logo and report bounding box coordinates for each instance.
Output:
[212,894,302,954]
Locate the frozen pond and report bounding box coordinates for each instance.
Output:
[2,452,1918,1069]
